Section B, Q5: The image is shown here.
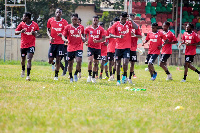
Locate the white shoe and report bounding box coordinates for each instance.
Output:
[87,76,92,82]
[128,79,133,84]
[74,75,78,82]
[117,80,121,86]
[21,70,25,78]
[108,75,114,81]
[181,79,186,82]
[78,72,81,79]
[26,76,31,81]
[54,77,58,80]
[91,78,97,83]
[121,76,127,84]
[166,74,173,81]
[70,78,73,83]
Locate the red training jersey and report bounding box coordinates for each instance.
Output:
[101,29,108,56]
[146,31,166,55]
[15,21,39,48]
[107,27,116,53]
[62,24,84,52]
[161,30,177,54]
[182,31,200,55]
[110,21,132,49]
[47,17,68,44]
[85,25,105,49]
[131,24,142,51]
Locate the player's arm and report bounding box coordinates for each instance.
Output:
[131,33,142,38]
[109,34,123,39]
[158,39,169,49]
[47,28,54,43]
[93,35,106,43]
[142,33,150,46]
[129,17,138,30]
[15,24,25,35]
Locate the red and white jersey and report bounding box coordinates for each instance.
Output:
[107,27,116,53]
[85,25,105,49]
[146,31,166,55]
[101,29,108,56]
[47,17,68,44]
[110,21,132,49]
[182,31,200,55]
[131,24,142,51]
[161,30,177,54]
[62,24,84,52]
[15,21,39,48]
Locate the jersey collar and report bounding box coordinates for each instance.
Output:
[54,17,62,22]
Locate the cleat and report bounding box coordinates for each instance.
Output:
[133,75,137,79]
[91,78,97,83]
[26,76,31,81]
[99,74,102,79]
[117,80,121,86]
[62,70,66,76]
[166,74,173,81]
[152,72,157,80]
[128,79,133,84]
[150,77,155,81]
[54,77,58,80]
[181,79,186,82]
[121,76,127,84]
[68,76,70,79]
[78,72,81,79]
[103,76,109,80]
[52,65,55,71]
[108,75,114,81]
[70,78,73,83]
[87,76,92,82]
[74,75,78,82]
[21,70,25,78]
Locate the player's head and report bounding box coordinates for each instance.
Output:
[152,23,158,33]
[186,23,194,32]
[55,8,62,18]
[78,17,82,24]
[99,22,104,28]
[120,12,128,24]
[113,17,120,22]
[22,12,31,22]
[92,16,99,26]
[71,13,78,25]
[129,13,135,20]
[162,21,170,31]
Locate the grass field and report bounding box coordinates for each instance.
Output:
[0,60,199,132]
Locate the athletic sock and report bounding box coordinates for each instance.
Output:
[165,70,170,75]
[22,65,25,71]
[27,68,31,76]
[69,73,73,78]
[133,71,135,76]
[55,70,59,77]
[88,70,92,76]
[151,74,153,77]
[106,71,109,77]
[117,75,120,81]
[153,71,157,74]
[92,71,96,78]
[110,71,112,77]
[52,60,55,65]
[79,69,81,73]
[129,72,133,79]
[183,75,187,80]
[101,70,103,73]
[113,69,116,75]
[74,70,79,75]
[195,69,200,74]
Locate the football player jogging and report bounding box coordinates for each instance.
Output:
[110,12,138,85]
[179,23,200,82]
[15,12,39,81]
[128,13,142,84]
[61,13,84,82]
[47,8,68,80]
[77,17,83,78]
[99,22,109,79]
[159,21,178,80]
[142,23,168,81]
[85,16,106,83]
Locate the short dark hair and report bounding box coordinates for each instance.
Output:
[56,8,62,12]
[164,21,170,26]
[71,13,78,18]
[99,22,104,27]
[187,23,194,29]
[121,12,128,18]
[24,12,31,19]
[78,17,82,22]
[129,13,135,17]
[93,16,99,19]
[152,22,158,26]
[113,17,120,22]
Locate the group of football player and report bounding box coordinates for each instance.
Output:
[15,8,200,85]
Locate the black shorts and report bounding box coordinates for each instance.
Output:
[48,44,64,58]
[107,52,115,61]
[101,56,107,61]
[87,47,101,60]
[115,48,130,60]
[185,55,195,63]
[145,54,159,64]
[160,54,171,63]
[20,46,35,57]
[129,51,137,62]
[67,50,83,61]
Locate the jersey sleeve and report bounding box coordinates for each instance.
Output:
[62,26,68,37]
[135,27,142,36]
[84,27,89,35]
[81,26,84,34]
[146,33,150,41]
[161,32,167,40]
[110,22,117,35]
[182,33,185,42]
[15,22,22,31]
[35,23,39,31]
[47,18,51,29]
[171,32,177,42]
[194,33,200,43]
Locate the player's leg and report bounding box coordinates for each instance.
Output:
[74,50,83,82]
[159,54,172,80]
[63,45,68,76]
[54,44,64,80]
[122,49,130,84]
[115,49,122,85]
[26,47,34,81]
[182,62,189,82]
[68,55,74,83]
[129,51,137,83]
[92,49,101,83]
[87,47,94,82]
[20,48,26,78]
[148,54,158,80]
[104,57,109,79]
[188,63,200,81]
